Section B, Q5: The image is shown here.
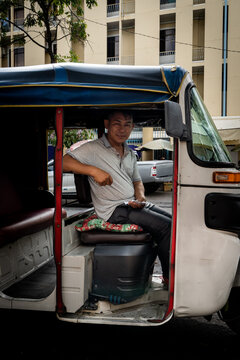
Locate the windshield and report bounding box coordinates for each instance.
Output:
[190,87,232,164]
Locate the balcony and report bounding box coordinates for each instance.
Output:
[122,1,135,16]
[107,56,119,64]
[160,0,176,10]
[192,46,204,61]
[159,50,175,65]
[107,3,119,17]
[193,0,205,5]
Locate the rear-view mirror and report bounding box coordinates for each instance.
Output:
[164,101,189,141]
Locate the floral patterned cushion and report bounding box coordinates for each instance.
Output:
[75,214,143,233]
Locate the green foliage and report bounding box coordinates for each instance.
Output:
[55,49,80,63]
[0,0,97,63]
[48,128,97,149]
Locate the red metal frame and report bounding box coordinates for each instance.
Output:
[164,138,178,319]
[148,138,178,323]
[54,107,66,314]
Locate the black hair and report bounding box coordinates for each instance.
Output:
[107,110,133,122]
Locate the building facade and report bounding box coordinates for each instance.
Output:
[1,0,240,117]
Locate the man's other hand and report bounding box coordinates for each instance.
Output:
[128,200,146,209]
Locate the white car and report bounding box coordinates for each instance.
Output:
[48,159,77,199]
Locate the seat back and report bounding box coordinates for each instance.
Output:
[74,174,92,205]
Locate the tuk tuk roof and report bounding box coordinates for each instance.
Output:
[0,63,188,107]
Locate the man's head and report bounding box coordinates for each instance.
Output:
[104,111,134,147]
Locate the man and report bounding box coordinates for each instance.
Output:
[63,111,171,283]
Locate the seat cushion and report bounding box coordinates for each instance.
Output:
[80,230,151,245]
[75,214,143,233]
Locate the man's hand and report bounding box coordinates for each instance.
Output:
[91,168,113,186]
[128,200,146,209]
[127,180,146,208]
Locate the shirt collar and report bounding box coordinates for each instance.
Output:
[101,134,130,155]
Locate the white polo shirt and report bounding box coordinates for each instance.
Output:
[68,134,141,221]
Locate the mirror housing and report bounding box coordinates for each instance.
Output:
[164,101,189,141]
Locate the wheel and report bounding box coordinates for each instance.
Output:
[219,287,240,335]
[144,183,160,194]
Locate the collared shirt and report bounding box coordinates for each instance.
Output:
[68,134,141,221]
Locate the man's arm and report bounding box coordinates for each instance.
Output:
[133,180,146,202]
[63,154,113,186]
[128,180,146,208]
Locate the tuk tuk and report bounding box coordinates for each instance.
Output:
[0,63,239,332]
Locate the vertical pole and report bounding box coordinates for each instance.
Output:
[165,138,178,319]
[54,107,66,315]
[223,0,228,116]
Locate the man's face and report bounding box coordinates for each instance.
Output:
[104,112,134,147]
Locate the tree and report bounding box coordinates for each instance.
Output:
[0,0,97,63]
[48,128,97,149]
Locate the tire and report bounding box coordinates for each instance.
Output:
[220,287,240,335]
[144,183,160,194]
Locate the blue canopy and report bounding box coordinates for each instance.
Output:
[0,63,188,107]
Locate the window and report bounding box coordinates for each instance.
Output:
[160,0,176,10]
[14,6,24,31]
[107,0,119,17]
[107,35,119,61]
[160,29,175,52]
[189,87,232,164]
[52,41,57,56]
[14,47,24,66]
[193,0,205,4]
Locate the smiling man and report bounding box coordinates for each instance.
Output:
[63,111,171,284]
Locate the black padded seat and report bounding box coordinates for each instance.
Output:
[0,174,67,247]
[80,230,151,245]
[74,173,152,243]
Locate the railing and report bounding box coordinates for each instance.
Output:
[107,56,119,64]
[121,55,134,65]
[159,50,175,65]
[153,127,168,139]
[192,46,204,61]
[122,1,135,15]
[193,0,205,5]
[107,3,120,17]
[128,128,142,143]
[160,0,176,10]
[13,18,24,31]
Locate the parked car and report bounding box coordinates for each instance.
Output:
[138,160,173,193]
[48,158,173,197]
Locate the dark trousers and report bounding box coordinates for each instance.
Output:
[108,203,172,279]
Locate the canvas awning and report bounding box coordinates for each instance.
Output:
[213,117,240,145]
[137,139,173,151]
[0,63,188,107]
